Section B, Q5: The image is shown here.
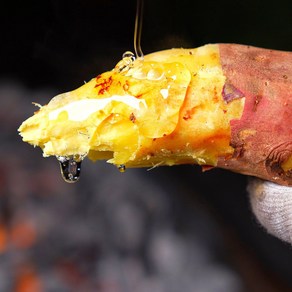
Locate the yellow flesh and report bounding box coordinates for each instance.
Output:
[18,44,245,168]
[281,155,292,172]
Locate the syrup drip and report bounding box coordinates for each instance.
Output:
[118,164,126,173]
[57,155,84,183]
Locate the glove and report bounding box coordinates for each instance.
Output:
[248,178,292,244]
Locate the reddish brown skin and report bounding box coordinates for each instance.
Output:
[218,44,292,186]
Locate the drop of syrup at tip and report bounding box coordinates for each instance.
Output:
[118,164,126,173]
[57,155,84,183]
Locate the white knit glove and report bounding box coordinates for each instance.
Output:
[248,178,292,244]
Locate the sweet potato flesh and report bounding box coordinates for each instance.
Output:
[19,45,244,168]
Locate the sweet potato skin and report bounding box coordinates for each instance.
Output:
[218,44,292,186]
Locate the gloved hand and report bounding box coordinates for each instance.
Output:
[248,178,292,244]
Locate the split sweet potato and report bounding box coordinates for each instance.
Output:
[18,44,292,185]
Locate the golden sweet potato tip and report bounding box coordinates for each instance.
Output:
[18,44,292,185]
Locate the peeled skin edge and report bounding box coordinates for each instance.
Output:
[18,44,292,186]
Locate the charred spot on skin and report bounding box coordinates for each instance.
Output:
[129,113,136,123]
[253,95,262,112]
[222,82,245,103]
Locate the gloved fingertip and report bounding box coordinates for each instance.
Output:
[248,178,292,244]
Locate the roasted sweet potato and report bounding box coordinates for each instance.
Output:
[18,44,292,185]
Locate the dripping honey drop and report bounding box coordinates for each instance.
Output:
[57,155,84,183]
[118,164,126,173]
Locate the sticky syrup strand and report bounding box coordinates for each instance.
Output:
[134,0,144,59]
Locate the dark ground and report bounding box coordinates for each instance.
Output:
[1,0,292,291]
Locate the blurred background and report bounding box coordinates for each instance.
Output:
[1,0,292,291]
